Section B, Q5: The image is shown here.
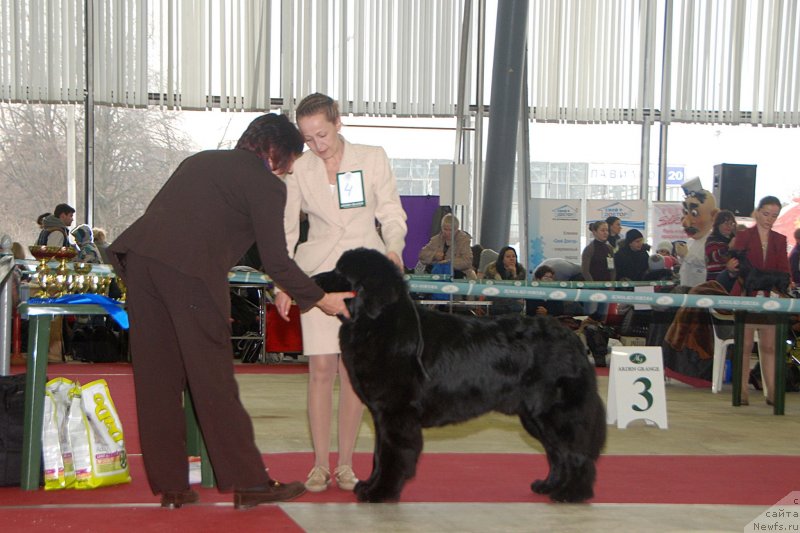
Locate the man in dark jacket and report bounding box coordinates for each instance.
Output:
[36,204,75,248]
[614,228,650,282]
[109,114,352,510]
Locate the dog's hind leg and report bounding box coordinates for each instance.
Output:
[355,410,423,503]
[519,406,601,503]
[519,384,606,502]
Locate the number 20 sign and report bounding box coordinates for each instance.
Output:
[606,347,668,429]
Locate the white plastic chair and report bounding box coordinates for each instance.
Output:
[710,310,765,394]
[710,309,735,393]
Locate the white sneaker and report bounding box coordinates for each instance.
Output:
[333,465,358,490]
[304,465,331,492]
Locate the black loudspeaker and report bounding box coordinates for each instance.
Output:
[712,164,757,217]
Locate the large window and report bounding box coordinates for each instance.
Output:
[0,103,85,246]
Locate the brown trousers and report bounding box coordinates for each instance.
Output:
[124,253,269,493]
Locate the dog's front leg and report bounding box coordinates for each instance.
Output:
[355,408,423,503]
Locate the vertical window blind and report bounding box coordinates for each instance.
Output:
[1,0,798,125]
[526,0,654,123]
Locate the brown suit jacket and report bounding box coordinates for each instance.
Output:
[109,149,324,318]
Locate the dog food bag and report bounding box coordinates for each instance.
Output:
[68,393,92,486]
[71,379,130,489]
[42,378,78,490]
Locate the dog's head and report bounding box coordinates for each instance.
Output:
[727,249,752,274]
[314,248,406,320]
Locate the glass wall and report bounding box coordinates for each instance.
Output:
[0,103,85,248]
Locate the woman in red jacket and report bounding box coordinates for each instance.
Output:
[727,196,790,405]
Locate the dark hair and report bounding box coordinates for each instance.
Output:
[605,216,620,226]
[494,246,521,279]
[54,204,75,217]
[756,195,781,211]
[235,114,304,173]
[37,212,51,225]
[296,92,340,124]
[712,209,736,236]
[534,265,555,280]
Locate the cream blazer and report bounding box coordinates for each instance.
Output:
[284,137,408,276]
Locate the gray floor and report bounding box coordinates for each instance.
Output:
[237,366,799,533]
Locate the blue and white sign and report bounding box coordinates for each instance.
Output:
[528,199,583,272]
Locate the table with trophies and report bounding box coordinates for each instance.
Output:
[18,245,126,490]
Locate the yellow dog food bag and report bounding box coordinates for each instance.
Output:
[70,379,131,489]
[42,378,78,490]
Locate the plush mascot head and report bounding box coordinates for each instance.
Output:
[681,189,718,240]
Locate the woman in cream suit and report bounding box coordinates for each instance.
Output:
[276,93,407,492]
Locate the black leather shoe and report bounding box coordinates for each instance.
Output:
[160,489,200,509]
[234,479,306,509]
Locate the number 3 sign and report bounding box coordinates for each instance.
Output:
[606,347,669,429]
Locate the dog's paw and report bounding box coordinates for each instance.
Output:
[531,478,554,495]
[548,483,594,503]
[354,480,401,503]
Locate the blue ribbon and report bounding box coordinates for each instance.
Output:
[28,294,129,329]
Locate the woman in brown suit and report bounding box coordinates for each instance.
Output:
[109,114,352,509]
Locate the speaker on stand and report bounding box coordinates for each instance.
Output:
[712,164,757,217]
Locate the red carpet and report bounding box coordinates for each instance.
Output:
[1,452,797,507]
[0,505,303,533]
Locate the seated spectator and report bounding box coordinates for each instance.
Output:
[417,213,475,279]
[93,227,111,263]
[525,265,565,317]
[71,224,102,263]
[614,229,649,282]
[484,246,525,281]
[655,240,677,270]
[643,254,674,282]
[705,209,736,282]
[534,257,584,281]
[483,246,526,315]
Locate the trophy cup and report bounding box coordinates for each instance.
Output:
[28,245,60,297]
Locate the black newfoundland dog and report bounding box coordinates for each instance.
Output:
[728,249,791,296]
[315,248,606,503]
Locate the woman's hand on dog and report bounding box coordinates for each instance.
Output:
[275,291,354,321]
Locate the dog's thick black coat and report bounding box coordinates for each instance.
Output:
[315,248,606,503]
[728,249,791,296]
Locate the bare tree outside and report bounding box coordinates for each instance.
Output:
[92,106,193,242]
[0,102,193,247]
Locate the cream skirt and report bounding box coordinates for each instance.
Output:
[299,306,342,355]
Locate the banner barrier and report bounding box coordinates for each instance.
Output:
[404,277,800,314]
[219,270,794,314]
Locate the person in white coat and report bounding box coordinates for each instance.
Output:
[275,93,407,492]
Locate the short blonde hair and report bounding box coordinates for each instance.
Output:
[441,213,459,231]
[296,93,340,124]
